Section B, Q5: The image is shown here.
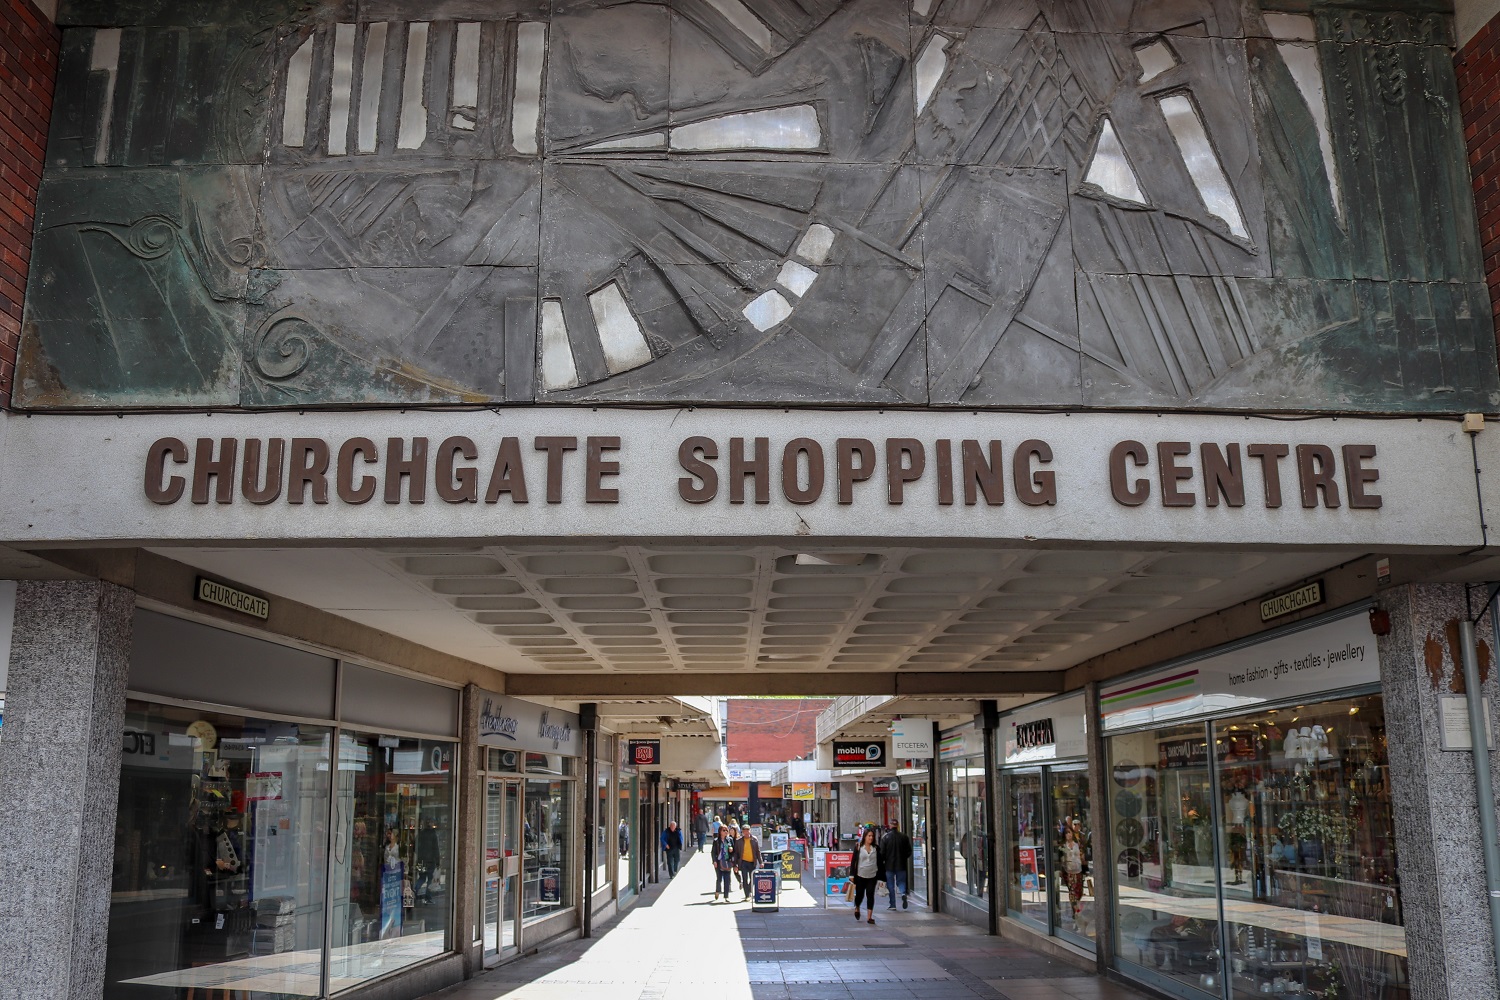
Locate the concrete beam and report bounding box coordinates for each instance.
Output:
[505,671,1065,698]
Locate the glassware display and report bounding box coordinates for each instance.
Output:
[1107,695,1407,1000]
[1215,695,1406,1000]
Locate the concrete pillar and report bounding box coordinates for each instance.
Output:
[0,580,133,1000]
[1083,681,1115,972]
[1377,583,1500,1000]
[456,685,482,977]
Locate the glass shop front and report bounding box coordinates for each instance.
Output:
[1000,692,1095,948]
[1103,608,1406,1000]
[475,692,580,966]
[106,610,461,999]
[899,776,930,904]
[938,723,989,918]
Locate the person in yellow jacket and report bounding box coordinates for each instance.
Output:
[732,826,762,900]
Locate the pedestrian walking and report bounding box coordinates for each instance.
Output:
[733,823,761,899]
[851,828,882,924]
[711,825,735,901]
[692,809,710,853]
[880,819,913,910]
[660,820,684,877]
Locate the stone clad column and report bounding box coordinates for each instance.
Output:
[1377,583,1500,1000]
[0,580,134,1000]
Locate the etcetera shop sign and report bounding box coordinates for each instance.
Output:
[142,433,1383,511]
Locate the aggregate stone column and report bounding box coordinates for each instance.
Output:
[456,685,482,976]
[1083,682,1115,972]
[0,580,134,1000]
[1376,583,1500,1000]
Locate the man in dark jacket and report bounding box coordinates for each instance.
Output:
[732,826,761,898]
[880,820,914,910]
[691,810,710,853]
[660,821,684,876]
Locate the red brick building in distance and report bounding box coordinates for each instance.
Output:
[725,698,831,764]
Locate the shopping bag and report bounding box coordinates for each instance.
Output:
[842,880,854,900]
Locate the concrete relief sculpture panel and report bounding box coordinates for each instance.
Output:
[16,0,1497,411]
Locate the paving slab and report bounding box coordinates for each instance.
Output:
[421,852,1157,1000]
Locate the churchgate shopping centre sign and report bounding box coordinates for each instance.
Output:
[0,408,1487,548]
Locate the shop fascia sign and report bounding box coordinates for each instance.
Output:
[140,430,1385,514]
[1003,693,1087,764]
[626,738,661,766]
[890,717,934,759]
[832,740,887,768]
[1100,611,1379,732]
[938,727,984,761]
[477,692,579,755]
[18,408,1475,550]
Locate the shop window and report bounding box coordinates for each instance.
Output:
[944,758,988,901]
[522,778,573,920]
[1109,722,1219,992]
[329,731,455,990]
[904,783,929,902]
[618,775,638,895]
[595,766,612,893]
[1214,695,1405,999]
[1050,769,1094,944]
[1006,771,1045,924]
[105,701,332,998]
[1107,694,1407,999]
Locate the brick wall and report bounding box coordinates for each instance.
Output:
[0,0,57,409]
[726,698,832,762]
[1460,15,1500,354]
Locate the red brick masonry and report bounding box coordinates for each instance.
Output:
[727,698,832,762]
[1460,15,1500,355]
[0,0,57,409]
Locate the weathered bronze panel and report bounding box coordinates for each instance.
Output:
[18,0,1497,412]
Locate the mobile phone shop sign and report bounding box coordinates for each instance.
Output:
[1101,613,1379,731]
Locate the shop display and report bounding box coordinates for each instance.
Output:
[1107,694,1407,1000]
[105,700,456,998]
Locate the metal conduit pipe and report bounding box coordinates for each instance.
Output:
[1459,610,1500,992]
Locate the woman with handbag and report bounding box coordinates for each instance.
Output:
[711,825,735,901]
[852,828,882,924]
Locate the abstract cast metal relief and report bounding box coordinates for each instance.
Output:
[18,0,1496,411]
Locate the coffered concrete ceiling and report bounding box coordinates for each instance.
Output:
[150,542,1351,690]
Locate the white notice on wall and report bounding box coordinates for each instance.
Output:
[1439,696,1495,751]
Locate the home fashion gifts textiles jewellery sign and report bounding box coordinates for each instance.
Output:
[0,409,1478,548]
[1100,612,1379,731]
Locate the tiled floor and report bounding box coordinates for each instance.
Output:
[425,853,1155,1000]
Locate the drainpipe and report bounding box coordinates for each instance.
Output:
[1466,603,1500,991]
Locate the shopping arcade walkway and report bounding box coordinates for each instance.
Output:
[428,851,1152,1000]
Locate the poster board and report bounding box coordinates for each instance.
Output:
[825,850,853,898]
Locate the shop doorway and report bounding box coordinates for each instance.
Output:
[1004,766,1095,948]
[903,782,930,903]
[482,775,522,963]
